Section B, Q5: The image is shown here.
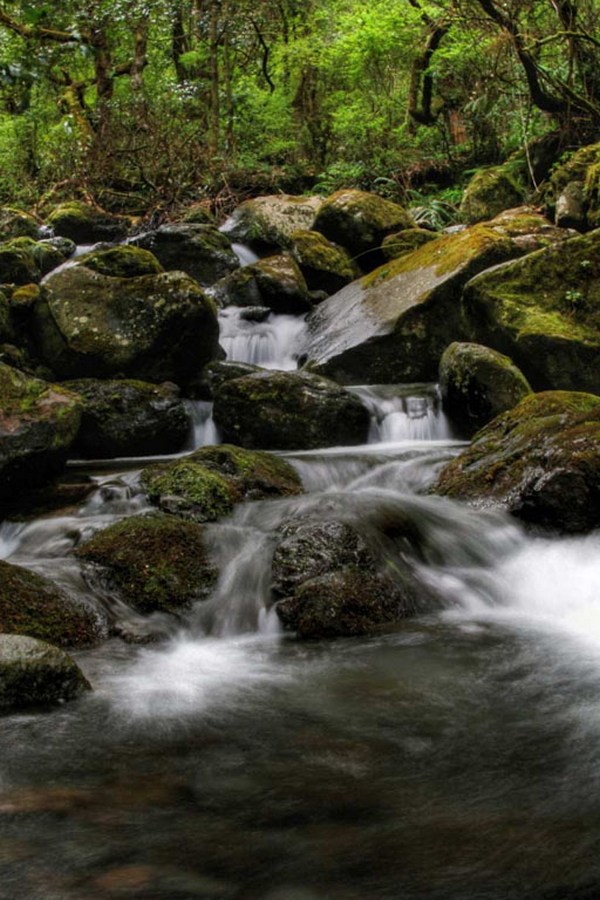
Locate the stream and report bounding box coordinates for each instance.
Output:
[1,254,600,900]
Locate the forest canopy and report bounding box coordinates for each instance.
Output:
[0,0,599,212]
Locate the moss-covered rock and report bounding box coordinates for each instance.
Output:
[129,224,239,285]
[487,206,571,250]
[0,560,104,647]
[141,443,302,521]
[0,288,13,342]
[75,514,218,615]
[381,227,437,260]
[303,223,522,384]
[78,245,162,278]
[65,378,190,459]
[460,160,528,224]
[0,237,72,285]
[213,370,370,450]
[439,342,532,436]
[32,262,221,384]
[0,635,91,711]
[214,253,312,313]
[288,229,360,295]
[223,194,323,251]
[0,362,82,500]
[0,207,39,242]
[555,181,586,230]
[313,189,415,269]
[180,204,215,225]
[433,391,600,533]
[47,200,128,243]
[462,229,600,393]
[545,142,600,228]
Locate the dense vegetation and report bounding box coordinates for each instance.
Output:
[1,0,599,214]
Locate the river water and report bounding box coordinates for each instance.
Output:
[1,267,600,900]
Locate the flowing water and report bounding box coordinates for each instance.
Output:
[2,268,600,899]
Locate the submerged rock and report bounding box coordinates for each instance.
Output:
[46,200,128,243]
[0,560,104,647]
[66,378,190,459]
[439,342,532,436]
[433,391,600,533]
[223,194,323,251]
[462,229,600,393]
[0,362,82,501]
[141,444,302,522]
[212,370,370,450]
[75,514,218,615]
[0,634,91,710]
[129,224,239,285]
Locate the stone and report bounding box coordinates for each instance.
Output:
[77,244,162,278]
[459,161,528,224]
[0,634,91,710]
[381,227,437,260]
[0,207,39,242]
[65,378,190,458]
[222,194,323,251]
[0,362,82,501]
[544,141,600,228]
[129,224,240,286]
[212,370,370,450]
[46,200,128,243]
[214,254,312,314]
[289,229,360,294]
[555,181,586,230]
[0,237,73,285]
[433,391,600,533]
[439,342,532,436]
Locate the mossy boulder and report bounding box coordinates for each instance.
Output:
[129,224,240,286]
[0,237,73,285]
[213,370,370,450]
[487,206,571,250]
[460,160,528,224]
[214,253,312,313]
[555,181,586,231]
[0,560,104,647]
[433,391,600,533]
[439,342,532,436]
[0,207,39,242]
[47,200,128,243]
[201,360,262,396]
[545,142,600,229]
[141,443,302,522]
[78,245,162,278]
[65,378,190,459]
[0,362,82,500]
[462,229,600,393]
[75,514,218,615]
[381,227,437,261]
[313,189,415,269]
[180,205,215,225]
[223,194,323,251]
[303,223,521,384]
[289,229,360,295]
[272,518,439,639]
[0,635,91,711]
[32,261,221,384]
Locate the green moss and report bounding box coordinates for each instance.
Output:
[141,461,235,522]
[78,245,163,278]
[11,283,41,308]
[0,207,39,242]
[460,160,528,224]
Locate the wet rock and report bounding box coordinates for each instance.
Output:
[213,370,370,450]
[77,244,162,278]
[214,254,312,314]
[0,634,91,710]
[555,181,586,230]
[462,228,600,393]
[32,255,220,384]
[0,207,39,242]
[75,514,218,615]
[313,189,415,270]
[202,359,262,395]
[289,229,359,294]
[0,237,73,285]
[141,444,302,522]
[381,227,437,260]
[460,161,528,224]
[433,391,600,533]
[0,362,82,501]
[239,306,271,322]
[46,200,128,243]
[0,560,104,647]
[303,223,519,384]
[65,378,190,459]
[439,342,532,436]
[129,223,240,285]
[223,194,323,251]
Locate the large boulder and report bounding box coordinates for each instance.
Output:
[439,342,532,436]
[46,200,128,243]
[433,391,600,533]
[544,141,600,229]
[65,378,190,459]
[141,444,302,522]
[312,189,415,269]
[128,224,240,286]
[272,518,438,639]
[77,244,162,278]
[222,194,323,251]
[289,229,359,295]
[0,362,82,500]
[31,251,221,384]
[212,370,370,450]
[214,254,312,314]
[460,160,528,224]
[0,207,39,242]
[0,237,73,285]
[0,560,104,647]
[75,514,218,615]
[462,229,600,393]
[302,224,519,384]
[0,634,91,711]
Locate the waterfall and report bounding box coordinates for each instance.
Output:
[218,306,307,369]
